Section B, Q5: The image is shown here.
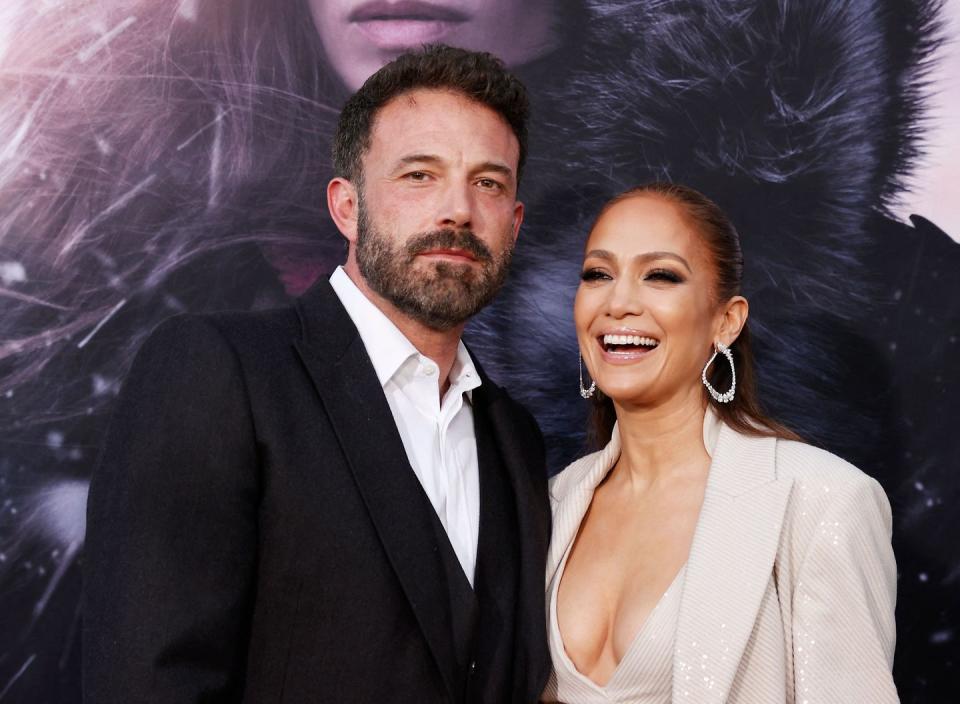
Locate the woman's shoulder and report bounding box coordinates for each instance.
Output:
[774,437,881,491]
[771,436,892,530]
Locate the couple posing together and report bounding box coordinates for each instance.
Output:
[82,46,898,703]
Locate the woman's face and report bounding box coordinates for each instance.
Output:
[574,195,726,409]
[308,0,560,91]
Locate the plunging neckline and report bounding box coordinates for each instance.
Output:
[550,537,687,693]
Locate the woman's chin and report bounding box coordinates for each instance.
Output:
[597,382,702,413]
[596,384,659,408]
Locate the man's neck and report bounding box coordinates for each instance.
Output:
[343,263,464,397]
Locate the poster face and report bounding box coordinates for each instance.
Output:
[1,0,957,700]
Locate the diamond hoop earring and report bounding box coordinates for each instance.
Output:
[579,355,596,399]
[701,340,736,403]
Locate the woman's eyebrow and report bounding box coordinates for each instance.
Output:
[583,249,692,273]
[636,251,692,273]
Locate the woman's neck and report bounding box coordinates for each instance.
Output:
[611,394,711,491]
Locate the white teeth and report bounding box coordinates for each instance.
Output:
[602,334,659,348]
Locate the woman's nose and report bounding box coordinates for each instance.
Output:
[606,277,642,319]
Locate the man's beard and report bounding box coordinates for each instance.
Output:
[355,198,514,331]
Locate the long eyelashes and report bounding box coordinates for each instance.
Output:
[579,268,684,283]
[580,268,610,282]
[645,268,684,283]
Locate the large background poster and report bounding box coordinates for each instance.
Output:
[1,0,957,701]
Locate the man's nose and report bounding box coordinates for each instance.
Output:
[436,181,473,229]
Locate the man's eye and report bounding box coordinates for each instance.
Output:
[405,171,429,181]
[477,178,503,190]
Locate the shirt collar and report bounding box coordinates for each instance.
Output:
[329,266,482,397]
[449,342,482,399]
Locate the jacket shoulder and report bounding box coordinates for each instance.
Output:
[149,304,299,343]
[775,438,892,537]
[142,304,302,368]
[205,305,301,349]
[775,439,882,493]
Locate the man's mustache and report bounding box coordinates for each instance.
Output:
[405,228,493,263]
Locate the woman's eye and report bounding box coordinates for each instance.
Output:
[645,268,683,283]
[580,268,611,282]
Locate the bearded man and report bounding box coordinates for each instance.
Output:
[82,45,550,704]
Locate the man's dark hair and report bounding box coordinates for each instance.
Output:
[333,44,529,187]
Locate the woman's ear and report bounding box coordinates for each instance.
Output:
[717,295,749,346]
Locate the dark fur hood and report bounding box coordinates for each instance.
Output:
[541,0,939,312]
[471,0,940,468]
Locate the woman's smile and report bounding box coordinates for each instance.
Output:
[594,329,661,364]
[574,194,716,405]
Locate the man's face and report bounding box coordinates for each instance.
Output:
[350,88,523,330]
[309,0,560,90]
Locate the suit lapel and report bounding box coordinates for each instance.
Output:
[293,280,459,700]
[673,423,794,702]
[473,404,514,627]
[473,380,553,703]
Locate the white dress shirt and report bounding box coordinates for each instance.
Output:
[329,266,481,585]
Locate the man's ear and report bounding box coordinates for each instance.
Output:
[511,200,524,243]
[327,177,359,244]
[717,295,749,346]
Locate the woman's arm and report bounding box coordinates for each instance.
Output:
[792,474,898,702]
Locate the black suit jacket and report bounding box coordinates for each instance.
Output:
[82,280,551,703]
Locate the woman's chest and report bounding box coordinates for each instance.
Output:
[556,488,702,669]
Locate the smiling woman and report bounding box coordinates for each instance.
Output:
[542,182,899,703]
[576,183,798,448]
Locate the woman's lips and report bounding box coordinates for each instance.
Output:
[595,335,660,364]
[349,2,470,49]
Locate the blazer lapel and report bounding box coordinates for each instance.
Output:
[673,423,794,702]
[545,430,621,590]
[473,379,553,703]
[292,280,459,700]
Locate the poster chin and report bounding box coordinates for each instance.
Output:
[0,0,957,700]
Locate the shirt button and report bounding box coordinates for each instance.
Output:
[423,365,436,376]
[469,660,477,674]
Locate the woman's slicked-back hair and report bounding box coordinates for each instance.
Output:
[587,182,802,447]
[332,44,529,187]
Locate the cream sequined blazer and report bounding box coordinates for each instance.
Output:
[546,411,899,703]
